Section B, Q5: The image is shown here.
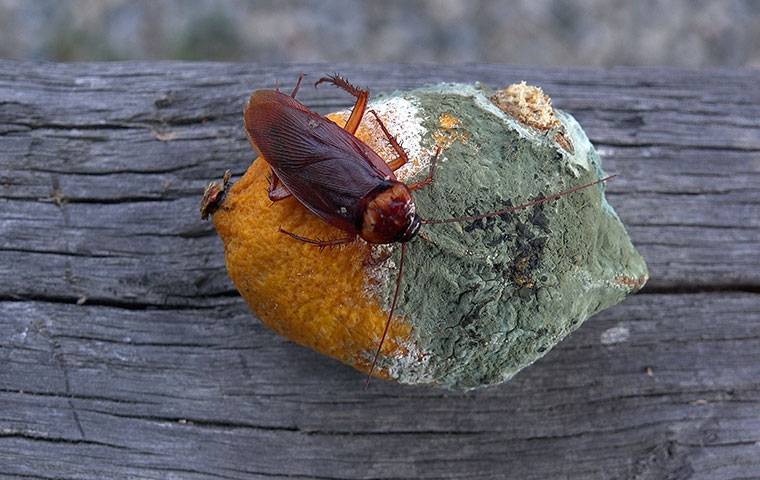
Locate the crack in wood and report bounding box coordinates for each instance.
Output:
[29,320,86,441]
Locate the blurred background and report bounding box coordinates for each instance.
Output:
[1,0,759,67]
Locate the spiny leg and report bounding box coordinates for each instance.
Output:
[408,145,442,191]
[267,169,292,202]
[315,74,368,135]
[279,227,355,248]
[368,110,408,171]
[290,73,305,99]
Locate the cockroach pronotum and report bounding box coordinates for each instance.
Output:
[243,73,613,385]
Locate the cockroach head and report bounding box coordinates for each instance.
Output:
[360,181,420,244]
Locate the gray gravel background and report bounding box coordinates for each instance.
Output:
[1,0,759,67]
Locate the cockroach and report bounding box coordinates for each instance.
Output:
[243,73,613,385]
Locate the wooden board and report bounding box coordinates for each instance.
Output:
[1,62,759,479]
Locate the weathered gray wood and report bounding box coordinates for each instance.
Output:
[1,62,759,479]
[2,294,759,479]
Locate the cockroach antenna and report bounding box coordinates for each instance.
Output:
[366,242,407,388]
[422,175,616,225]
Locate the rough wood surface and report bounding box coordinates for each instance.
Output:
[1,61,759,479]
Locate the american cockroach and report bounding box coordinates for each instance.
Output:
[243,73,613,384]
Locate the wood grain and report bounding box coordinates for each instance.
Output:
[1,62,758,479]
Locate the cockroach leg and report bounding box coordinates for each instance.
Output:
[290,73,305,99]
[279,227,355,248]
[408,145,442,191]
[368,110,408,171]
[267,169,292,202]
[315,74,368,135]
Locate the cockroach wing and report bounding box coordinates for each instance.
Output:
[245,91,395,234]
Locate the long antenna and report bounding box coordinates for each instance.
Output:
[422,175,616,225]
[366,242,407,388]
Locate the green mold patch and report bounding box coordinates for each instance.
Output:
[381,84,647,389]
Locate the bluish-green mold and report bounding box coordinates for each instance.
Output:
[372,83,648,389]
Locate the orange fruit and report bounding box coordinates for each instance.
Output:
[204,83,648,389]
